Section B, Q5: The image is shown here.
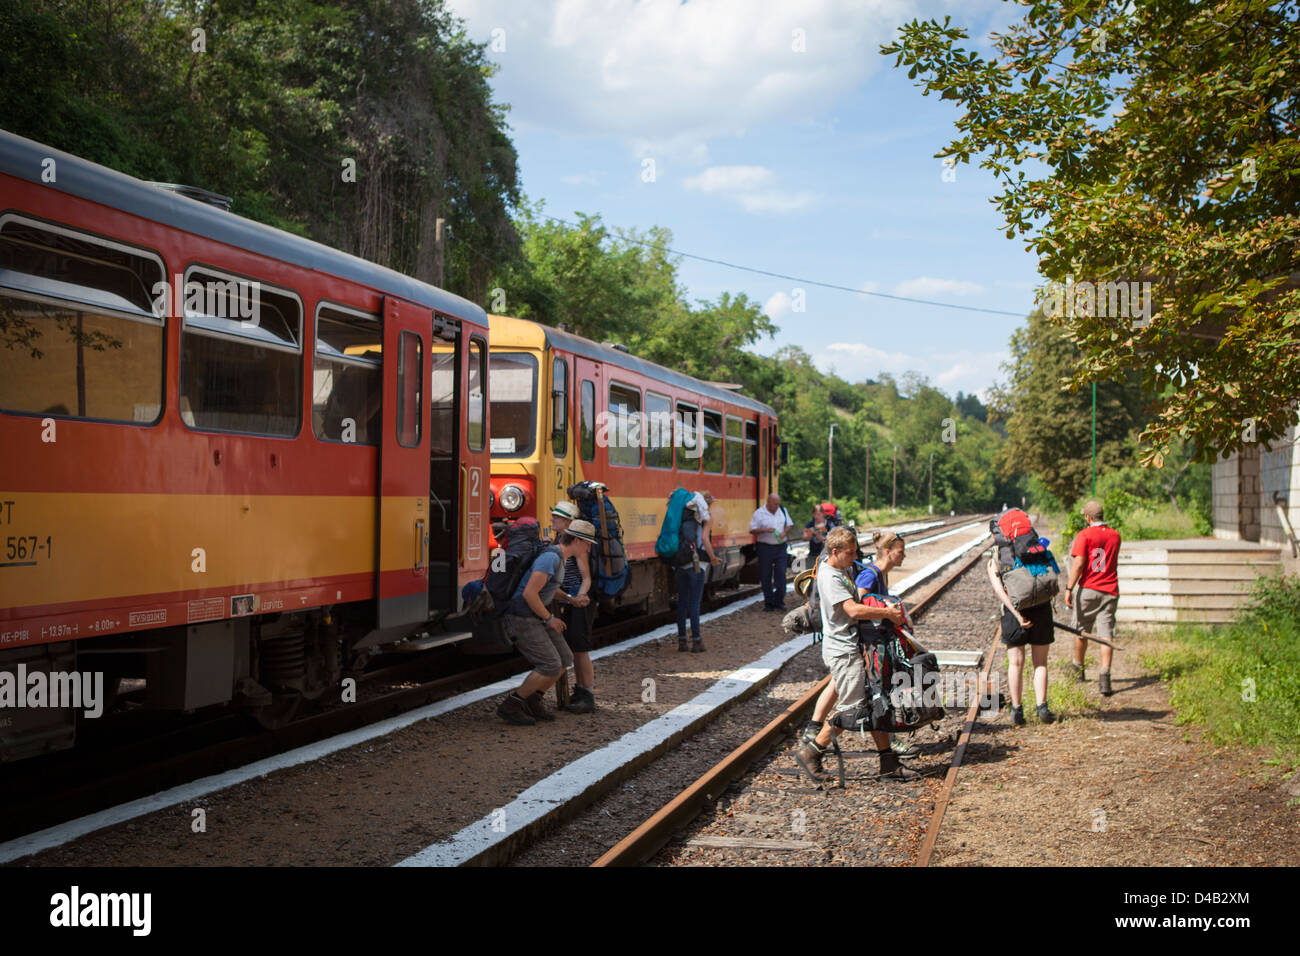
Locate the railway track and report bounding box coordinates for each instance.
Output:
[585,537,1001,866]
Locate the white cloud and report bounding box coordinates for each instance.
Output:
[684,164,816,214]
[812,343,1008,397]
[764,290,793,321]
[891,277,986,299]
[446,0,925,155]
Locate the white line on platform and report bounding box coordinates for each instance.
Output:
[395,635,811,867]
[0,521,988,864]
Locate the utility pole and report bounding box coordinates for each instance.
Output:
[892,444,898,512]
[928,451,935,515]
[1091,381,1097,496]
[828,423,837,501]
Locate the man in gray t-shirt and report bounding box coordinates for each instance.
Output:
[796,527,917,782]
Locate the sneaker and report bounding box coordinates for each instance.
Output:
[565,686,596,714]
[1065,661,1085,682]
[497,692,536,726]
[1036,703,1056,724]
[1011,705,1025,727]
[690,640,705,653]
[878,749,920,780]
[1099,671,1113,696]
[525,691,556,722]
[795,742,826,781]
[890,736,920,758]
[677,637,689,652]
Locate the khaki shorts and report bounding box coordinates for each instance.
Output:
[823,646,868,715]
[507,614,574,678]
[1075,587,1118,639]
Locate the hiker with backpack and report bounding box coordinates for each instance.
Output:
[1063,499,1121,696]
[750,493,795,611]
[669,490,720,652]
[795,527,919,782]
[802,503,840,562]
[496,519,599,726]
[549,502,597,713]
[987,509,1061,726]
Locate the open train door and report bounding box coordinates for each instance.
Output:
[377,296,430,629]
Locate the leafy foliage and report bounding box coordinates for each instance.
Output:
[883,1,1300,463]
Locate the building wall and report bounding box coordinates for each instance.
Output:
[1213,422,1300,565]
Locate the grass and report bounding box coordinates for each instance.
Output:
[1007,651,1098,720]
[1141,575,1300,778]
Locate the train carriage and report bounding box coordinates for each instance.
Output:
[486,314,781,615]
[0,132,491,760]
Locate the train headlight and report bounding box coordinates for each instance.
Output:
[499,484,526,513]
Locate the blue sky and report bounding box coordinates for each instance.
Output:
[446,0,1040,400]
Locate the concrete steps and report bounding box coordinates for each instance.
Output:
[1115,538,1282,625]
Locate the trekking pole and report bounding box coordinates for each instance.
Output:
[1052,620,1124,651]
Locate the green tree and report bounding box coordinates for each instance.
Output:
[883,0,1300,463]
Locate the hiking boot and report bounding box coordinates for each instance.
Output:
[1036,703,1056,724]
[525,691,556,722]
[795,742,826,781]
[565,686,596,714]
[497,693,536,726]
[677,637,689,652]
[690,640,705,653]
[890,736,920,758]
[1065,661,1085,682]
[878,749,920,780]
[1011,705,1025,727]
[801,720,823,745]
[1099,671,1113,696]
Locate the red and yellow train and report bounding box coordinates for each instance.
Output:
[0,131,492,759]
[485,314,780,612]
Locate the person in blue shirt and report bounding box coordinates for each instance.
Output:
[497,519,598,726]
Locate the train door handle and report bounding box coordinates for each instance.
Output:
[415,519,428,570]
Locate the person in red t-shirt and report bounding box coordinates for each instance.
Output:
[1065,500,1122,695]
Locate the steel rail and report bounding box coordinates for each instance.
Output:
[592,534,994,867]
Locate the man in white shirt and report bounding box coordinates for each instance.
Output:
[749,493,794,611]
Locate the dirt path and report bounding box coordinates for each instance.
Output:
[933,627,1300,866]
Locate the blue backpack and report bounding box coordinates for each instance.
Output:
[567,481,629,596]
[656,487,694,560]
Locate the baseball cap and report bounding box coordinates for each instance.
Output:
[550,501,579,520]
[566,519,598,543]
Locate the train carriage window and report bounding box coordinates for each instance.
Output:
[745,420,759,478]
[580,380,595,462]
[0,215,164,423]
[312,304,380,445]
[607,381,642,467]
[430,338,458,458]
[725,415,744,476]
[467,338,486,452]
[551,357,569,457]
[701,410,724,475]
[675,401,699,472]
[396,331,422,447]
[179,265,302,436]
[644,391,673,469]
[489,351,536,456]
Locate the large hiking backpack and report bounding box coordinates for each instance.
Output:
[655,487,694,560]
[674,509,702,569]
[831,595,945,733]
[462,518,555,654]
[990,509,1060,610]
[567,481,628,596]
